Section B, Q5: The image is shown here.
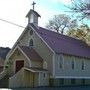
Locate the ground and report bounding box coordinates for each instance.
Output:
[1,86,90,90]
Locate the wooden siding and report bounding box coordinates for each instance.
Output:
[17,28,53,76]
[9,68,24,88]
[9,49,30,75]
[33,33,53,75]
[31,60,43,68]
[55,54,90,77]
[24,70,39,87]
[9,68,39,88]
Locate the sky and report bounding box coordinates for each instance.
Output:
[0,0,89,48]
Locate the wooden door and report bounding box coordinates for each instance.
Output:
[15,60,24,73]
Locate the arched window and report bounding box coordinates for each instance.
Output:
[43,61,47,69]
[82,61,85,70]
[59,55,64,69]
[71,60,74,69]
[30,30,33,35]
[29,39,33,47]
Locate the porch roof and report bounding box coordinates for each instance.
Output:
[24,67,48,72]
[19,46,43,62]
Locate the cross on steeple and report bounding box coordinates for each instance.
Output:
[32,1,36,10]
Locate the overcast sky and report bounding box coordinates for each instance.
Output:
[0,0,89,48]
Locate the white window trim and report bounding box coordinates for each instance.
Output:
[29,39,34,47]
[55,76,90,79]
[59,55,64,69]
[81,60,85,70]
[38,73,40,86]
[53,53,55,77]
[43,61,47,69]
[71,57,75,70]
[29,30,33,35]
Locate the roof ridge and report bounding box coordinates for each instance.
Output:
[39,27,88,46]
[39,27,82,40]
[30,23,88,46]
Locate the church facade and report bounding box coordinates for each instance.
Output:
[4,8,90,88]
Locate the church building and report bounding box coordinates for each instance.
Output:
[4,2,90,88]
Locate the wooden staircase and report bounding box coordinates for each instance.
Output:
[9,68,24,88]
[0,71,9,88]
[0,74,9,88]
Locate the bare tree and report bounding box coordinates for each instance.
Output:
[66,0,90,20]
[46,14,77,34]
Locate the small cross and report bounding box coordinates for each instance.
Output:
[32,1,36,10]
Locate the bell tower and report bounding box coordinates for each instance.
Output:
[26,1,41,26]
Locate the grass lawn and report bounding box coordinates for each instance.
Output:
[1,86,90,90]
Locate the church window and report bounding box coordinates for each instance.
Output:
[59,55,64,69]
[30,30,33,35]
[71,60,74,69]
[43,73,46,78]
[29,39,33,47]
[43,61,47,69]
[82,61,85,70]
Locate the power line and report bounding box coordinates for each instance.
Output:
[0,18,25,28]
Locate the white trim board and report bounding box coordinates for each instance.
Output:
[54,76,90,79]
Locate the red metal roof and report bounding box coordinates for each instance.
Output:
[26,9,41,17]
[30,23,90,59]
[19,46,43,61]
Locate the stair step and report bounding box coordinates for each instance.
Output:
[0,75,9,88]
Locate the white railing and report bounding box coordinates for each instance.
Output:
[9,68,24,88]
[0,70,7,80]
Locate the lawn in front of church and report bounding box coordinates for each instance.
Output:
[1,86,90,90]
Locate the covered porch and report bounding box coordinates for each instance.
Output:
[9,67,49,88]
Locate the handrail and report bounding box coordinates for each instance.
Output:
[9,67,24,88]
[0,70,6,80]
[9,67,24,80]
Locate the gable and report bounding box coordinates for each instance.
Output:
[6,26,35,59]
[8,46,43,62]
[6,24,54,61]
[19,46,43,62]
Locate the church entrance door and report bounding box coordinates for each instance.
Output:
[15,60,24,73]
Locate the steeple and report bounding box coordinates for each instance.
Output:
[26,2,41,26]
